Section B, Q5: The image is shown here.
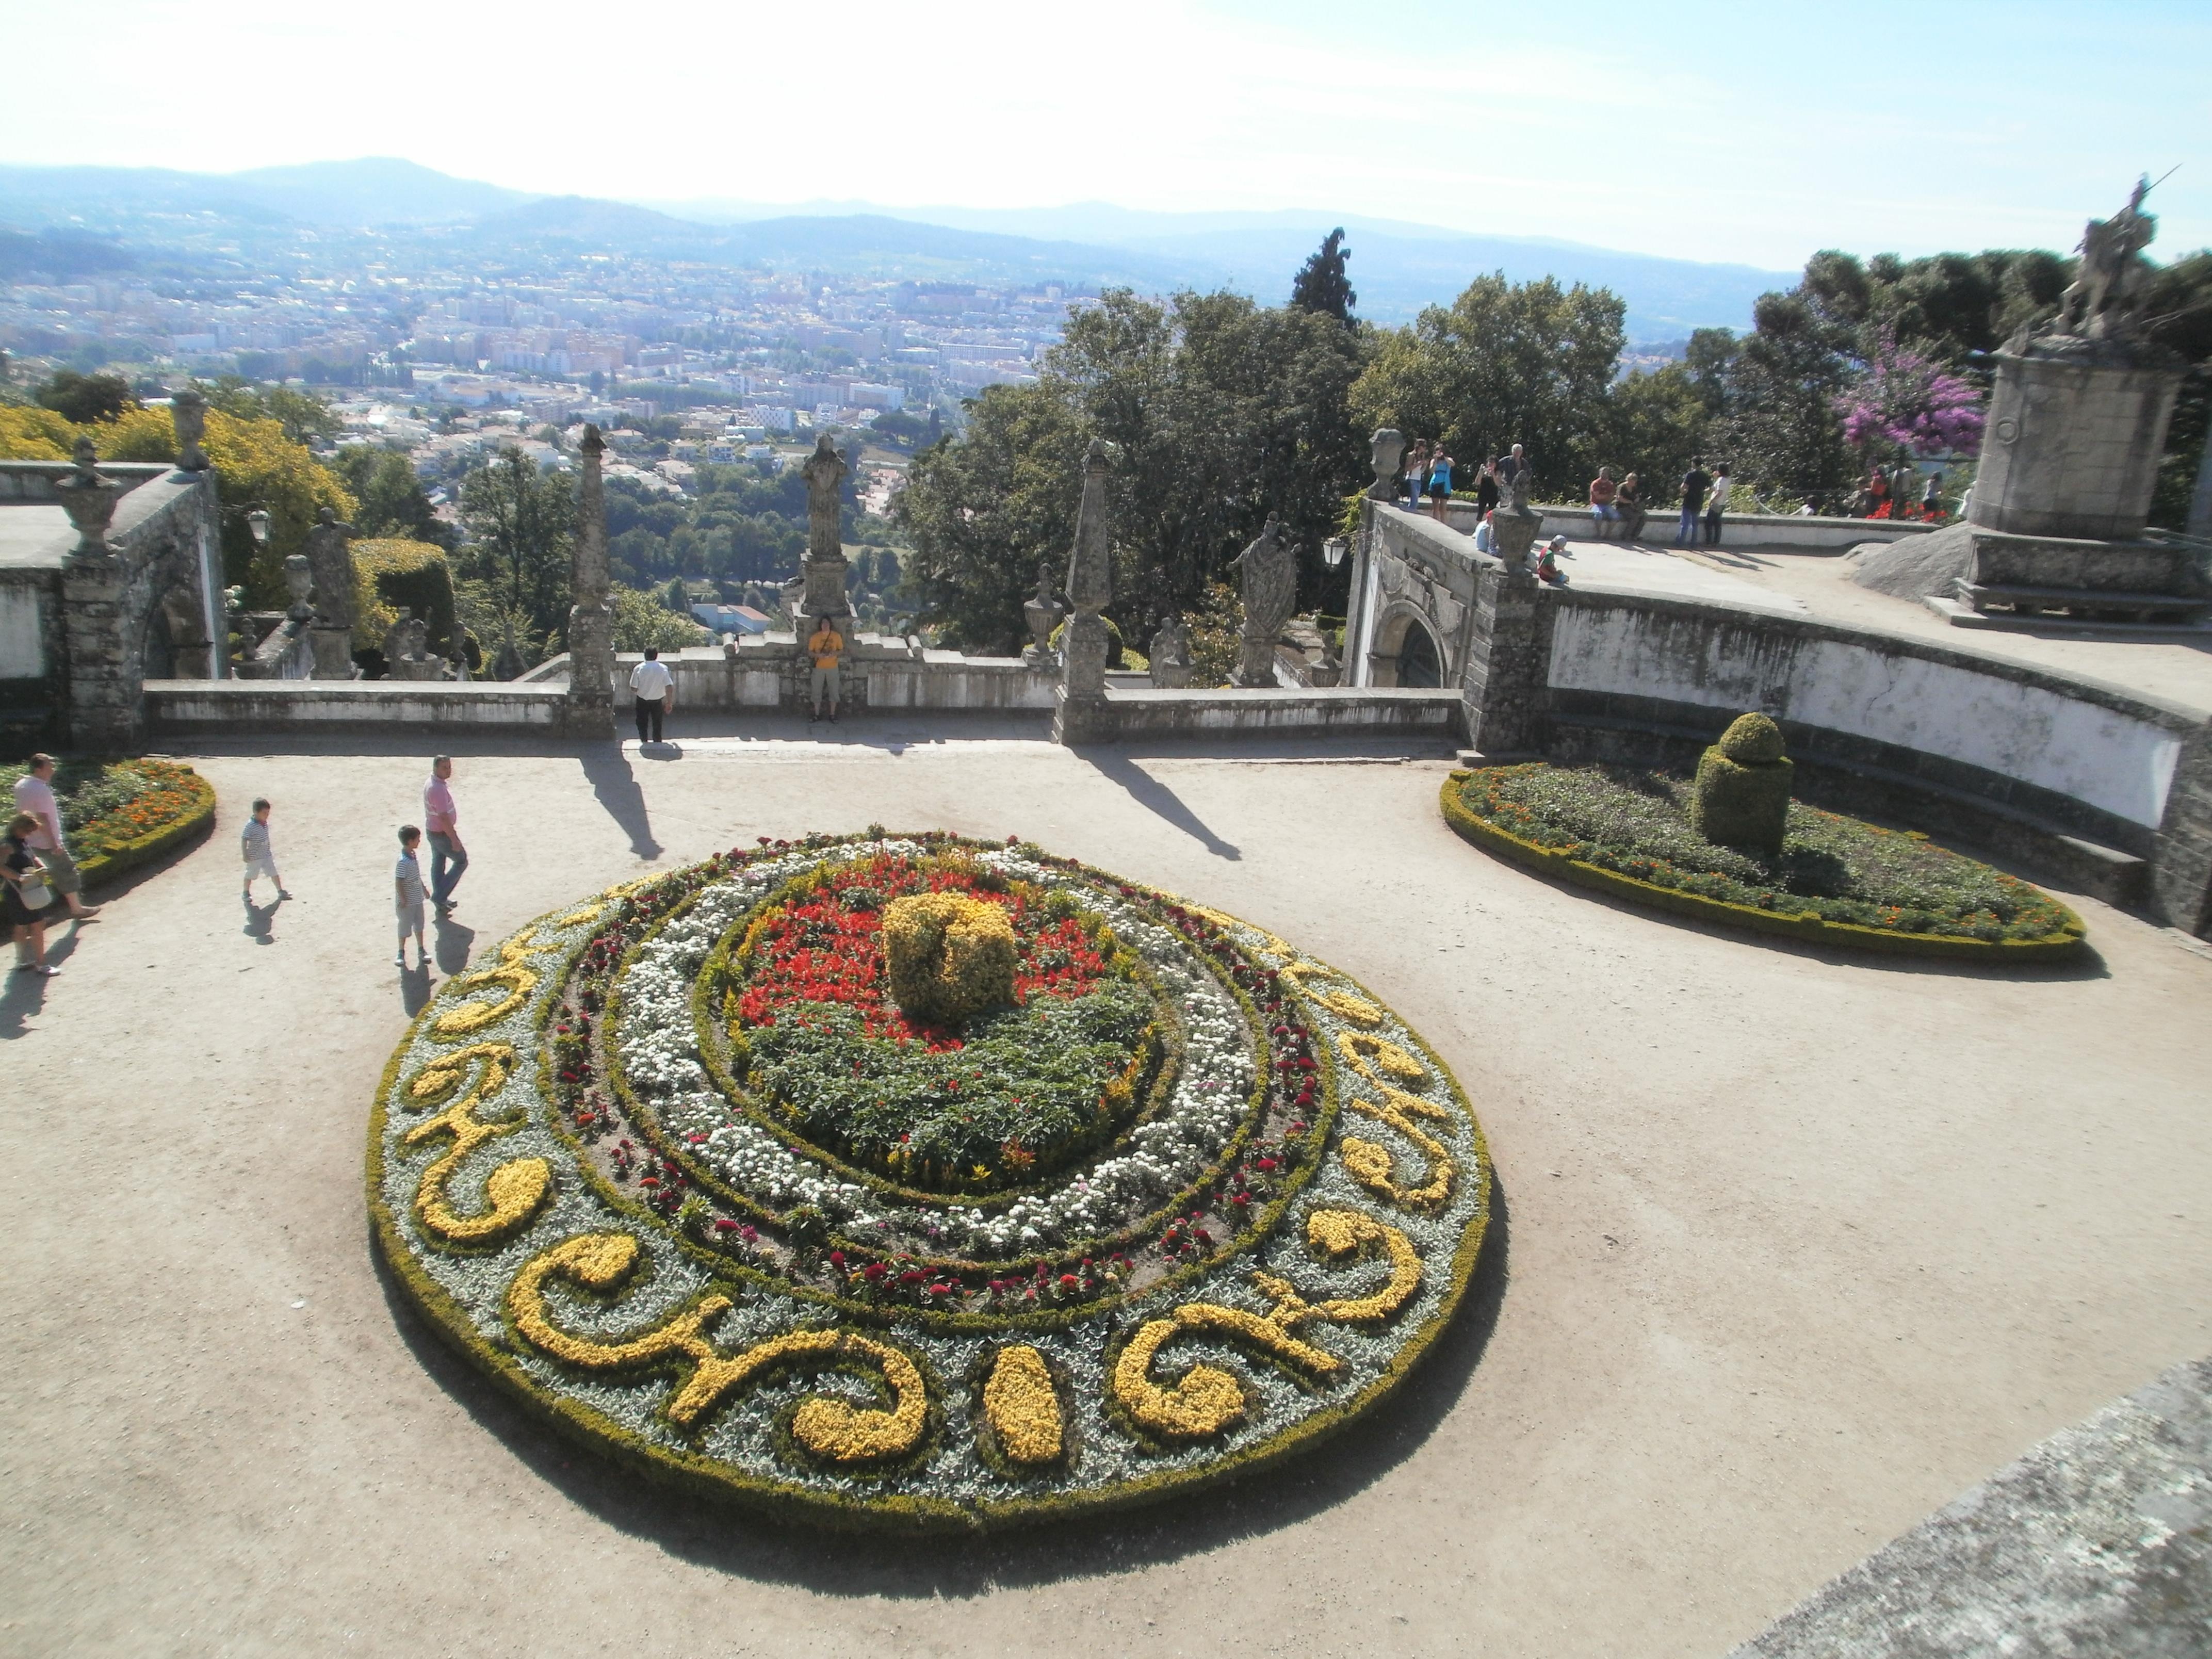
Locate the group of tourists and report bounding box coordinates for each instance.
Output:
[385,755,468,971]
[1853,465,1947,523]
[4,755,102,978]
[1402,442,1539,526]
[1670,459,1734,547]
[1585,467,1650,540]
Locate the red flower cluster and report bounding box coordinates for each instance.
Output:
[733,853,1112,1044]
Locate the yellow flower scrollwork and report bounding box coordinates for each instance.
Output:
[400,1042,551,1246]
[507,1233,929,1460]
[1336,1030,1458,1212]
[1112,1207,1423,1441]
[981,1345,1065,1465]
[1278,961,1385,1029]
[432,932,558,1038]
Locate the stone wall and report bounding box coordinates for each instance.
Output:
[1437,500,1936,554]
[1347,497,2212,931]
[145,680,575,736]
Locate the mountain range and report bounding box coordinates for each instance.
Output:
[0,157,1797,338]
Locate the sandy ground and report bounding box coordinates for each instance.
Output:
[4,722,2208,1658]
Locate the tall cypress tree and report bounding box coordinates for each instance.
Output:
[1291,229,1356,324]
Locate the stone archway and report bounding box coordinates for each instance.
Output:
[1368,601,1449,688]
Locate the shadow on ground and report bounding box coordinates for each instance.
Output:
[372,1179,1512,1594]
[578,747,662,860]
[1072,749,1243,860]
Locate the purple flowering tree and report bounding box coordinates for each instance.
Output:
[1835,332,1986,459]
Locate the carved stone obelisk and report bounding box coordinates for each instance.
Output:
[565,424,617,734]
[1052,439,1115,743]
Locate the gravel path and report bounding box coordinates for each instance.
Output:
[4,727,2207,1657]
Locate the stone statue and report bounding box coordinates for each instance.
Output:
[799,433,852,616]
[170,388,209,471]
[283,554,315,619]
[2055,176,2158,339]
[800,432,848,564]
[1022,558,1065,666]
[1148,613,1192,689]
[1228,517,1297,687]
[304,506,357,632]
[382,608,444,679]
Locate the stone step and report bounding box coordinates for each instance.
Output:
[1926,594,2212,634]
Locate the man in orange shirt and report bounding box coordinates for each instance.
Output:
[807,617,845,724]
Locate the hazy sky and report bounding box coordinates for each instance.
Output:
[4,0,2205,269]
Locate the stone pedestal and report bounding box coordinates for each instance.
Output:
[803,557,851,616]
[1459,562,1546,757]
[309,627,356,679]
[1934,329,2203,629]
[564,598,615,730]
[1971,336,2182,541]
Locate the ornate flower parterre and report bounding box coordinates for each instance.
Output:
[369,833,1492,1531]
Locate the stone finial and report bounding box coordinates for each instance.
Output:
[1022,556,1066,666]
[579,421,606,459]
[1059,439,1114,701]
[171,387,210,470]
[1369,428,1406,499]
[282,553,315,618]
[54,435,123,556]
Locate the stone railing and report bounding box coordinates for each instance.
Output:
[1417,498,1936,553]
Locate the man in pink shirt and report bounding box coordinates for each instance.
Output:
[422,755,468,914]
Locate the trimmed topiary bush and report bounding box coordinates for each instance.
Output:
[881,891,1018,1024]
[1691,712,1794,858]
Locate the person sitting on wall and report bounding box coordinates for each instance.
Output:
[1615,473,1646,540]
[1588,466,1619,537]
[1473,510,1495,555]
[1536,539,1569,585]
[808,616,846,725]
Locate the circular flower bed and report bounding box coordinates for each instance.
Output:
[369,832,1492,1531]
[0,756,218,887]
[1442,764,2086,960]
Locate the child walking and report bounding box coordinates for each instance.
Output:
[241,798,288,901]
[395,824,429,970]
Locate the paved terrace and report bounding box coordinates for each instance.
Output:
[3,726,2207,1656]
[1544,531,2212,717]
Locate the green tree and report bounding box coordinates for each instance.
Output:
[611,584,709,652]
[893,379,1089,653]
[201,377,342,445]
[1351,273,1625,499]
[1604,364,1711,500]
[36,369,135,424]
[1714,291,1854,499]
[1291,229,1356,323]
[333,445,454,548]
[1052,288,1369,614]
[458,448,574,649]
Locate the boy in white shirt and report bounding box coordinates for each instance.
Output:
[395,824,429,969]
[241,797,288,901]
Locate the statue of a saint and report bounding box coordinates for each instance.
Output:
[1149,613,1192,689]
[800,433,849,564]
[303,505,358,632]
[1228,517,1298,687]
[170,388,210,471]
[2056,176,2158,338]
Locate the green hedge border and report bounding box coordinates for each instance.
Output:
[368,858,1493,1534]
[75,763,218,888]
[1439,772,2087,962]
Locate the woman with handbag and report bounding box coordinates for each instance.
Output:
[4,811,60,977]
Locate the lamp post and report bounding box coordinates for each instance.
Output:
[1322,536,1348,568]
[246,508,271,552]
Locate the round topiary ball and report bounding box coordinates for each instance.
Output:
[1716,712,1786,765]
[881,891,1017,1024]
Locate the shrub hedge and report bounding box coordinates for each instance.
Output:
[1440,767,2087,961]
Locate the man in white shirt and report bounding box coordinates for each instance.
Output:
[11,754,99,922]
[629,647,676,745]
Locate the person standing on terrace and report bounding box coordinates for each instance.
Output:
[422,756,467,915]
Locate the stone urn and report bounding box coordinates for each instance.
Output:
[1022,559,1066,666]
[54,437,124,556]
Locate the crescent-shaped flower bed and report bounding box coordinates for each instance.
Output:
[1441,765,2086,961]
[6,756,219,888]
[369,831,1493,1531]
